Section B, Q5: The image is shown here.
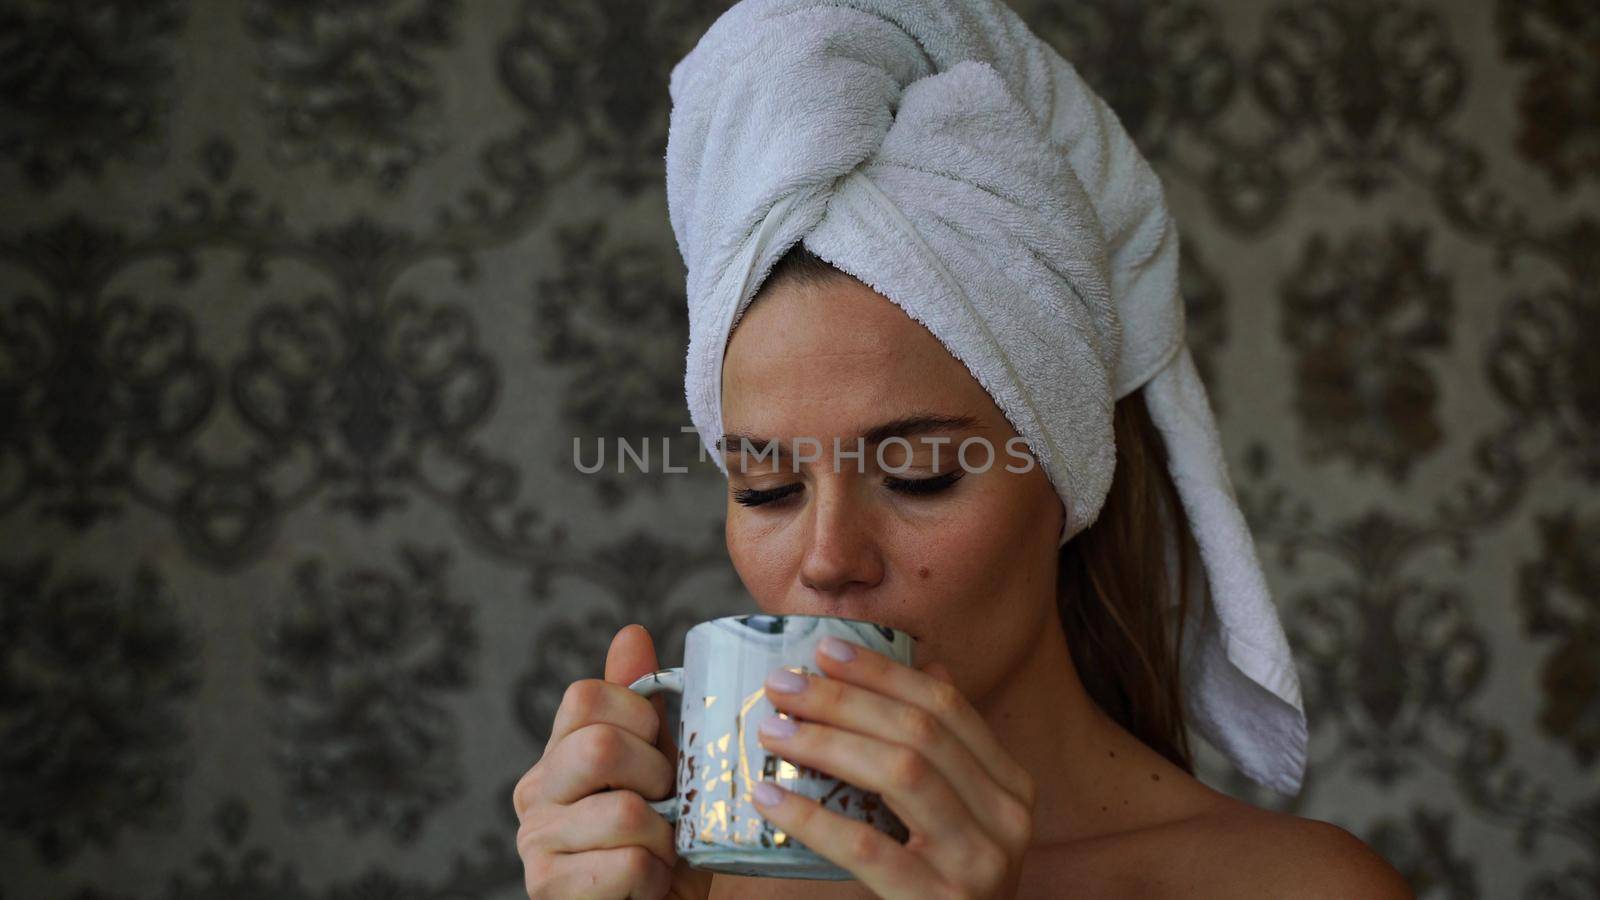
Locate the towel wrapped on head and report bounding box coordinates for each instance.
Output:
[666,0,1308,795]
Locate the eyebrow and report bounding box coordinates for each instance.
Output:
[718,412,981,456]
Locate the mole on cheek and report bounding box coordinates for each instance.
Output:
[918,566,930,579]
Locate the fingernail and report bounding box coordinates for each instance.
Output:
[753,780,784,807]
[766,668,808,693]
[759,714,797,739]
[818,636,856,662]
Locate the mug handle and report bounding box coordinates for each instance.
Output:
[627,667,684,823]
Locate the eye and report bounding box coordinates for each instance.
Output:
[884,469,964,495]
[732,483,802,507]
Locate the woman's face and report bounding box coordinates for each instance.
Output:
[719,274,1065,702]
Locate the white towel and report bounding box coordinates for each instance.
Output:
[666,0,1307,794]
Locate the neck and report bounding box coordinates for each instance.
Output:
[967,601,1207,846]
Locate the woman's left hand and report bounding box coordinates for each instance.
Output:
[751,635,1037,899]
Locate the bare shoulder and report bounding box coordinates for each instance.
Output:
[1168,803,1415,899]
[1025,794,1413,899]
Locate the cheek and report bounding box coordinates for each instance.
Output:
[887,477,1057,661]
[725,507,793,596]
[904,472,1043,576]
[884,505,1017,611]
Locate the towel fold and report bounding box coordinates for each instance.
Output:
[666,0,1307,794]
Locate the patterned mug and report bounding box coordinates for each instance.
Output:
[627,613,916,879]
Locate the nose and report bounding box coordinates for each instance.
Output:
[797,475,885,596]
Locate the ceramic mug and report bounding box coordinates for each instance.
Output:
[627,613,916,879]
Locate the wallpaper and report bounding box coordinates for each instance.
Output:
[0,1,1595,897]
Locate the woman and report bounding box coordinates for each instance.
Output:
[515,0,1412,895]
[513,245,1409,899]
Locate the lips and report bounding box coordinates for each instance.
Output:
[762,607,917,641]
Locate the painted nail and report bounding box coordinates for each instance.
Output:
[753,780,784,807]
[759,714,797,739]
[818,636,856,662]
[766,667,808,693]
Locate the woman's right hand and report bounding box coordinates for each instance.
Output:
[514,624,713,900]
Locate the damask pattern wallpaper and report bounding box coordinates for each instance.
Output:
[0,0,1594,897]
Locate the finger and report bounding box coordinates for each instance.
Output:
[524,844,671,900]
[813,637,1035,803]
[547,677,661,750]
[763,665,1024,845]
[761,662,1011,839]
[535,722,676,808]
[605,623,661,684]
[519,788,677,869]
[605,623,680,763]
[757,715,1001,878]
[751,781,944,900]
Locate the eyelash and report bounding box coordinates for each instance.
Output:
[731,470,965,507]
